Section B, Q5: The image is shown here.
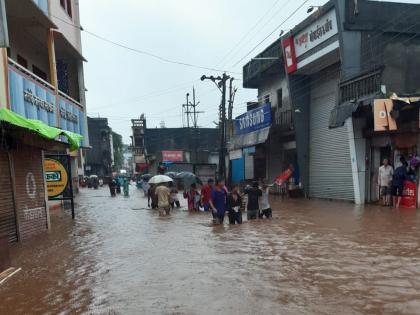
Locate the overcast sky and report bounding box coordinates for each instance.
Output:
[79,0,420,143]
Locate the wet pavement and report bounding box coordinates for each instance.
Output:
[1,186,420,314]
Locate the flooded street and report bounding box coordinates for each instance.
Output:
[1,186,420,315]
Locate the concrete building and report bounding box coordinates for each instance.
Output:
[0,0,88,244]
[85,117,113,177]
[240,0,420,204]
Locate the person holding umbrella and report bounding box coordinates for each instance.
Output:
[155,183,171,216]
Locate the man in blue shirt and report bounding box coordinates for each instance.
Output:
[209,179,227,224]
[392,159,408,208]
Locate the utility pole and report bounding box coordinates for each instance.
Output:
[201,73,230,180]
[183,93,191,128]
[227,77,237,137]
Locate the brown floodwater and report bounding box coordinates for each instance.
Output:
[1,186,420,314]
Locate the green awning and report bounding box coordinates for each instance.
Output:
[0,108,83,151]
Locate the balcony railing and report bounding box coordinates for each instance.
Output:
[274,109,294,131]
[8,58,55,92]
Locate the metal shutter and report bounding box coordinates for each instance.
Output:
[244,154,254,180]
[309,68,354,201]
[13,147,48,240]
[0,151,17,242]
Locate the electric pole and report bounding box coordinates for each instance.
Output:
[200,73,230,180]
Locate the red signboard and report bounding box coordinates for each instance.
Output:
[162,150,183,162]
[282,37,297,74]
[400,180,417,209]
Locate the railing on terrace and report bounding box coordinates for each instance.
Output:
[8,57,55,91]
[274,109,294,131]
[58,90,83,108]
[9,57,83,109]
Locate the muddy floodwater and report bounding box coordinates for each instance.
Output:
[1,186,420,314]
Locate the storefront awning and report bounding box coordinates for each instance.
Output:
[230,127,270,149]
[0,108,83,151]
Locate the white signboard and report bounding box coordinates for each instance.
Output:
[294,9,338,57]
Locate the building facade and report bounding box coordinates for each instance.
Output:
[85,117,113,177]
[0,0,88,243]
[242,0,420,204]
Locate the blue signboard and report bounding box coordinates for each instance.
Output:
[234,103,272,135]
[8,67,87,146]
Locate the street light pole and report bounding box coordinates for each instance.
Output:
[201,73,230,180]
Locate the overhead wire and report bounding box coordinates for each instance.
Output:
[231,0,311,68]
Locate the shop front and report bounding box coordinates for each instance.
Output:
[229,103,271,184]
[0,108,82,243]
[368,96,420,207]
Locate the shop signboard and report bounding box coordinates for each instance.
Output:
[44,154,75,218]
[234,103,272,136]
[294,9,338,57]
[282,37,297,74]
[44,158,69,198]
[374,99,397,131]
[8,66,87,146]
[162,150,183,162]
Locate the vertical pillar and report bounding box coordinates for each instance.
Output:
[47,30,58,90]
[347,117,364,204]
[0,48,9,108]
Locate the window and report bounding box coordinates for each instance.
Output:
[264,94,270,105]
[32,65,48,81]
[277,89,283,109]
[60,0,72,18]
[17,55,28,69]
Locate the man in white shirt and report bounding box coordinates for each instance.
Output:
[378,158,394,206]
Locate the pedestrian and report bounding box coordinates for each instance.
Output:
[392,158,408,209]
[244,181,262,220]
[259,183,273,219]
[184,183,199,211]
[155,183,171,216]
[109,177,117,197]
[227,184,243,224]
[378,158,393,206]
[123,177,130,197]
[148,184,158,209]
[201,179,214,211]
[141,180,150,197]
[209,179,227,224]
[169,181,180,209]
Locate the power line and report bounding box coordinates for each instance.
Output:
[216,0,285,67]
[50,14,241,75]
[231,0,311,68]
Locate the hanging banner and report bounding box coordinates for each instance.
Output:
[282,37,297,74]
[234,103,272,135]
[374,99,397,131]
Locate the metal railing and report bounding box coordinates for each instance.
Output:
[274,109,294,131]
[8,57,55,92]
[9,57,83,109]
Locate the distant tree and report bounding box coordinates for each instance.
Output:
[112,131,124,171]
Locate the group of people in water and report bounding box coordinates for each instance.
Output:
[147,178,272,224]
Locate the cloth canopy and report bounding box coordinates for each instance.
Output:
[0,108,83,151]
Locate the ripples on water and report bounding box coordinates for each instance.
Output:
[1,187,420,314]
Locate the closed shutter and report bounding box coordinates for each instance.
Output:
[244,154,254,180]
[309,67,354,201]
[0,151,17,242]
[12,146,48,240]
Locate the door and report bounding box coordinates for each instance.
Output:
[0,151,18,242]
[309,67,354,201]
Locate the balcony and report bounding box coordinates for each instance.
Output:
[243,37,283,89]
[274,109,294,132]
[8,58,87,146]
[6,0,55,30]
